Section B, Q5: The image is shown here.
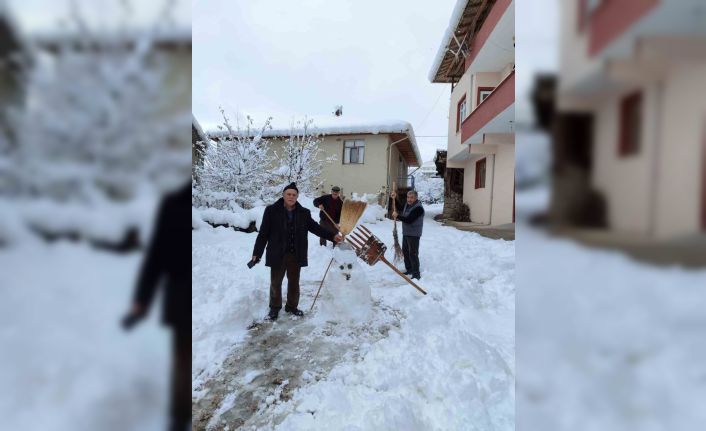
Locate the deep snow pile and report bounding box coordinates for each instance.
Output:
[515,188,706,430]
[192,202,515,430]
[0,242,169,431]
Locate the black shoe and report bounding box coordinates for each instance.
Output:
[403,270,412,276]
[411,273,421,280]
[266,308,279,321]
[284,306,304,317]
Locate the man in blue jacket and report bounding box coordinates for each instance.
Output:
[392,189,424,280]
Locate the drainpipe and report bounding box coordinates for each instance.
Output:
[386,136,409,192]
[487,154,496,225]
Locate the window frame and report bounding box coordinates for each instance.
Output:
[618,91,642,157]
[477,87,496,107]
[456,95,467,133]
[343,139,366,164]
[475,157,486,189]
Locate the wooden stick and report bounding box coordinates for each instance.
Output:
[348,236,365,249]
[319,208,340,231]
[359,225,373,236]
[310,257,334,312]
[351,232,368,244]
[380,256,427,295]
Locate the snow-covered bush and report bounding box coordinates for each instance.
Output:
[275,116,337,195]
[193,107,277,210]
[0,7,190,246]
[413,172,444,204]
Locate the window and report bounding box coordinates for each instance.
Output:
[475,158,486,189]
[456,95,467,132]
[618,91,642,157]
[477,87,495,106]
[343,140,365,164]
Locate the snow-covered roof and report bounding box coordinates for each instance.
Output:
[428,0,494,83]
[192,114,207,143]
[205,116,423,167]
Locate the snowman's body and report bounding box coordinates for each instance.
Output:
[317,244,372,323]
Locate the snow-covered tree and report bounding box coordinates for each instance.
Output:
[275,117,336,196]
[0,0,190,202]
[193,107,277,209]
[413,171,444,204]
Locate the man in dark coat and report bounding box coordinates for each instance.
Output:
[251,182,342,320]
[122,181,191,431]
[392,189,425,280]
[313,186,343,247]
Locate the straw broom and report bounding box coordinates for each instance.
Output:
[310,198,368,312]
[391,182,403,264]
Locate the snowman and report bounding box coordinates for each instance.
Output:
[316,243,372,323]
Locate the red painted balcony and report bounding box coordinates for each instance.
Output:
[461,70,514,143]
[587,0,658,56]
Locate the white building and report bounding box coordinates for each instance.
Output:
[429,0,515,225]
[557,0,706,238]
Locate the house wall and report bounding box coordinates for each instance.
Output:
[448,69,473,160]
[464,140,514,225]
[268,134,392,198]
[591,83,657,234]
[591,61,706,238]
[654,62,706,238]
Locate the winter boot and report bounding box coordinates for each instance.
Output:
[403,270,412,276]
[266,308,279,321]
[411,273,421,280]
[284,306,304,317]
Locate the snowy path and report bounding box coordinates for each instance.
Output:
[192,203,515,430]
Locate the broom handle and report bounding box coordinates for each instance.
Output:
[320,208,340,231]
[310,257,334,312]
[379,256,427,295]
[391,181,398,216]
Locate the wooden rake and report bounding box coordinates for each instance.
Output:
[346,225,427,295]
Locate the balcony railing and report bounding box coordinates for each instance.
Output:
[461,70,515,143]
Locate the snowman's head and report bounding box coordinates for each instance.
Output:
[333,243,358,281]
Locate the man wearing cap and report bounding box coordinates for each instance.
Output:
[313,186,343,248]
[252,182,343,320]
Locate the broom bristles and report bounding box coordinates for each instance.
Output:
[392,221,403,263]
[339,199,367,235]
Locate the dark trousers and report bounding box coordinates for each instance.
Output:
[170,328,190,430]
[318,219,337,247]
[269,252,301,309]
[402,235,421,275]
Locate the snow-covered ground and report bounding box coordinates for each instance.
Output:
[516,187,706,430]
[0,242,170,431]
[192,200,515,430]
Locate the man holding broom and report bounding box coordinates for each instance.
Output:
[251,182,343,321]
[391,189,425,280]
[313,186,343,247]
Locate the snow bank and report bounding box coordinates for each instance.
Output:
[516,188,706,430]
[0,242,169,430]
[193,207,515,429]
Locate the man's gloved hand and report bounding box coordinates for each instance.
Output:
[121,304,145,331]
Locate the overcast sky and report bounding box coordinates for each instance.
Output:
[193,0,460,164]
